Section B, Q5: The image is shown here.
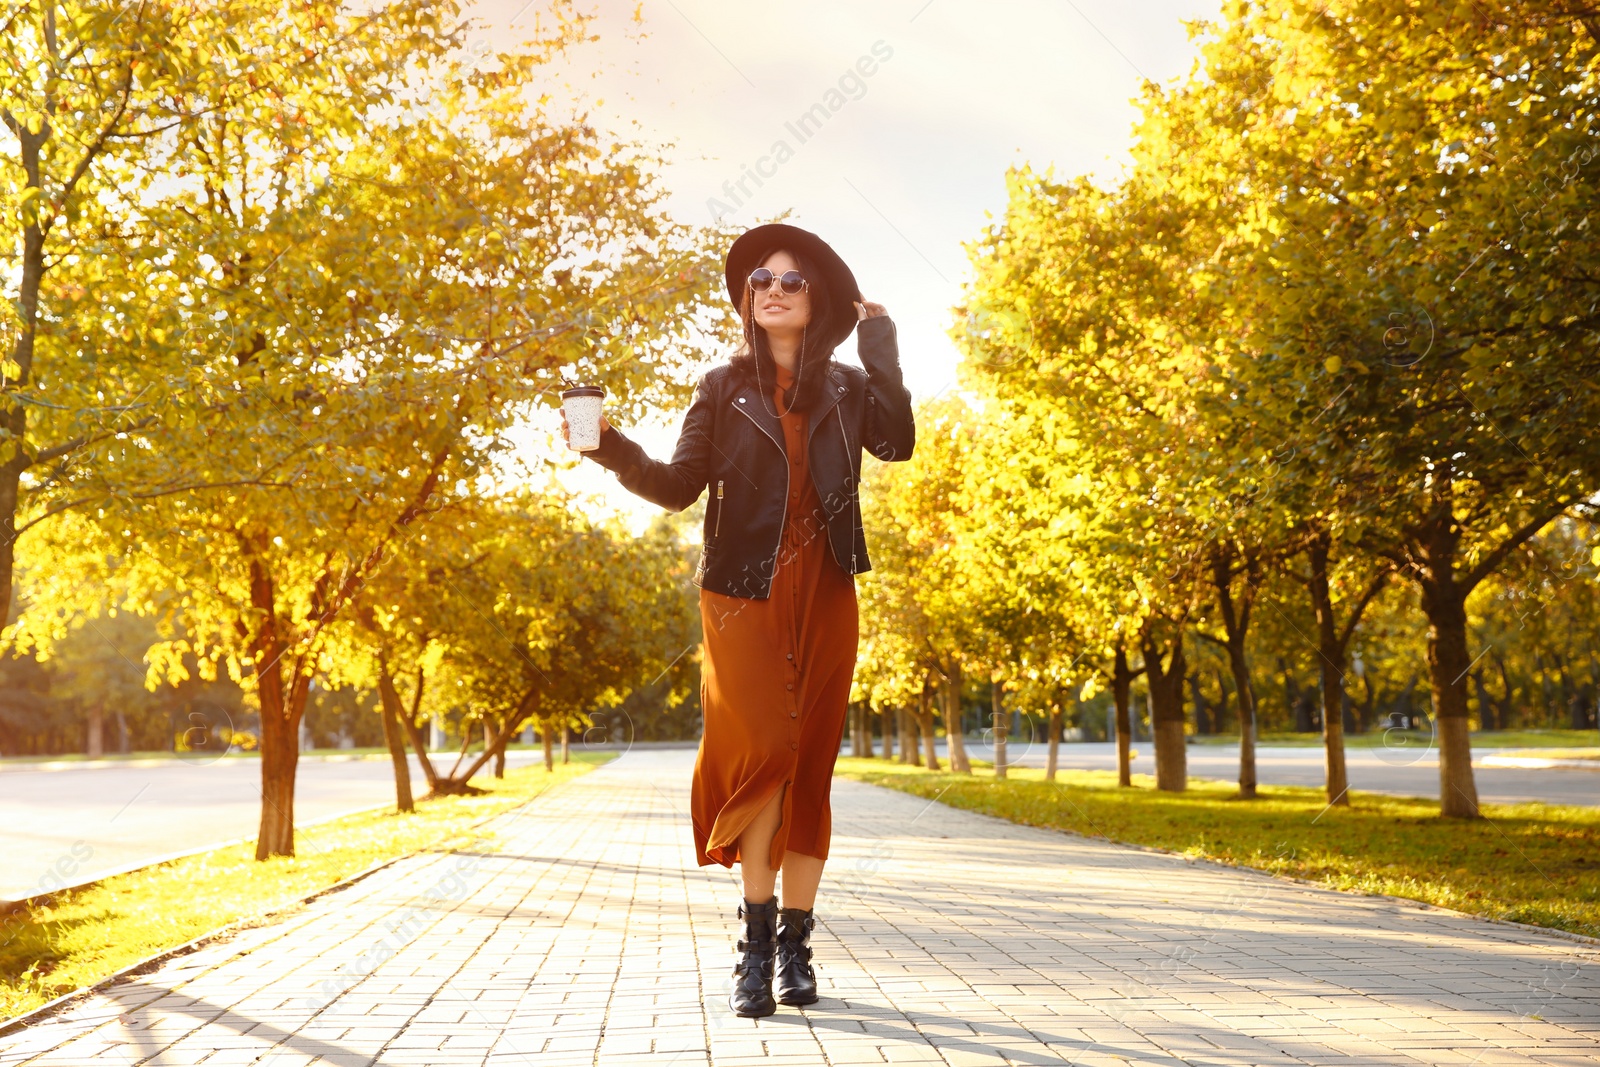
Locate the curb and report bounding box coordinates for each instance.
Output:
[1,800,396,909]
[0,853,406,1038]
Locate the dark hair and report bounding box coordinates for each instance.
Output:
[728,245,837,413]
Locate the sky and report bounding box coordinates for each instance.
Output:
[467,0,1220,532]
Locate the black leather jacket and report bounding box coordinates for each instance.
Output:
[584,315,915,599]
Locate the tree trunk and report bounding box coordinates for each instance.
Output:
[248,556,310,861]
[436,693,538,789]
[1112,644,1134,788]
[0,127,44,633]
[1213,667,1233,733]
[255,660,311,860]
[918,675,938,770]
[1306,532,1350,807]
[882,705,895,761]
[1493,652,1516,732]
[1402,492,1485,818]
[375,660,415,813]
[1421,580,1480,817]
[898,707,914,764]
[483,717,507,778]
[494,721,507,778]
[1142,628,1188,792]
[1212,548,1259,799]
[1189,672,1210,736]
[86,707,104,759]
[394,667,439,791]
[397,705,439,791]
[991,675,1007,779]
[1358,669,1378,733]
[1046,701,1061,782]
[942,664,970,773]
[256,693,298,859]
[542,719,555,772]
[560,720,570,765]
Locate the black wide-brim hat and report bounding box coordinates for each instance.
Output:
[725,223,863,355]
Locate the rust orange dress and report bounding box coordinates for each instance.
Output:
[691,359,860,870]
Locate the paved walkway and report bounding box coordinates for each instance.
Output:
[3,749,1597,1066]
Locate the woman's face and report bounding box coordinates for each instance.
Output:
[750,249,811,336]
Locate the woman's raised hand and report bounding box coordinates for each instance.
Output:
[560,407,613,448]
[855,300,887,320]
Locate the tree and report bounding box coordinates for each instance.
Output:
[9,6,727,856]
[408,495,699,786]
[1166,1,1600,815]
[857,398,989,774]
[954,0,1600,816]
[1,0,373,629]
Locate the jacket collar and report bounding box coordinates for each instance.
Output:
[806,362,849,447]
[730,361,848,448]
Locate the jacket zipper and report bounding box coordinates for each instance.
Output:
[715,479,724,538]
[837,405,858,571]
[733,400,790,590]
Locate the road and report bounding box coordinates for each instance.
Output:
[3,737,1593,902]
[0,751,546,902]
[941,739,1600,806]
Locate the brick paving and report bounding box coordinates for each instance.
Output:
[2,748,1597,1066]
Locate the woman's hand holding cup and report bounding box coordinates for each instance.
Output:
[560,385,610,452]
[563,406,611,444]
[560,406,612,449]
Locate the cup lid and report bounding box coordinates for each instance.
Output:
[561,385,605,399]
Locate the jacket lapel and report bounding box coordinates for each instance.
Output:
[729,374,784,449]
[732,362,848,452]
[806,364,848,449]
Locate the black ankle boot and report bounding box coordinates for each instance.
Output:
[774,906,818,1006]
[729,896,778,1017]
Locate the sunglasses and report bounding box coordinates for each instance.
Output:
[747,267,808,296]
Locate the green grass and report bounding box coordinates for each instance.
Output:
[0,753,611,1023]
[836,758,1600,940]
[1185,728,1600,748]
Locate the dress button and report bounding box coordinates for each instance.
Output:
[786,653,794,660]
[790,741,798,750]
[786,683,794,691]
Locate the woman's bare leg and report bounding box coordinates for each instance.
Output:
[737,787,784,902]
[778,852,824,910]
[738,786,826,908]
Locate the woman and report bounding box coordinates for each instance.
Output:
[562,223,915,1017]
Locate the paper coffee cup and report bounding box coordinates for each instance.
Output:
[561,386,605,452]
